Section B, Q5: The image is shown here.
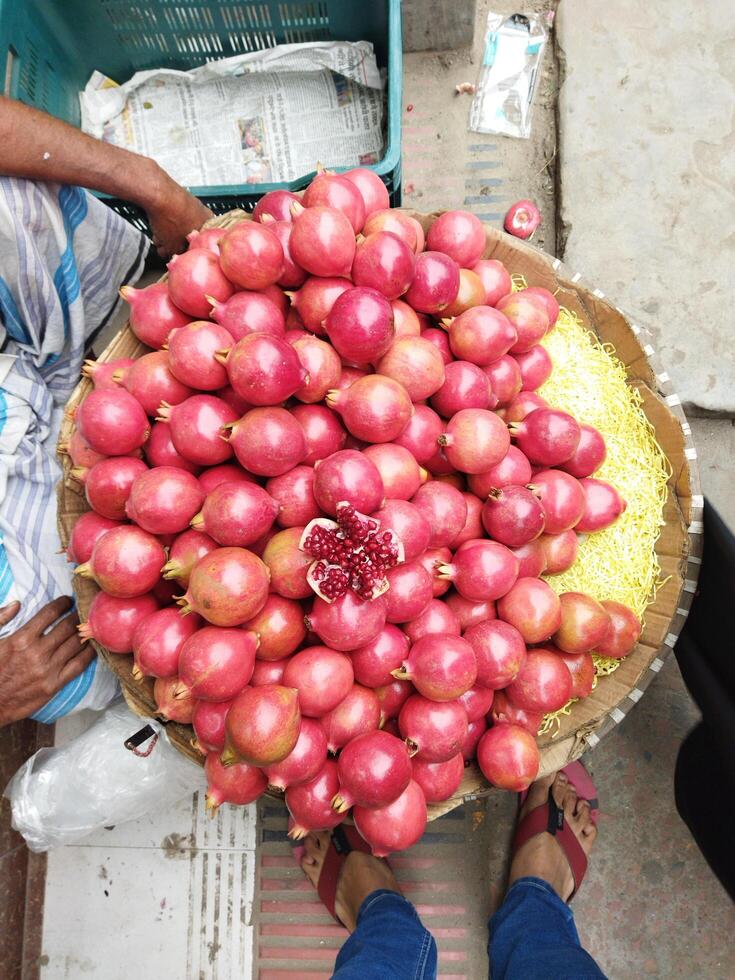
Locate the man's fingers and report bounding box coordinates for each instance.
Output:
[0,600,20,629]
[57,644,95,687]
[23,596,74,637]
[51,631,86,667]
[46,612,81,652]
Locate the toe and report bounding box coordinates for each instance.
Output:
[562,786,580,821]
[521,772,555,816]
[550,771,569,809]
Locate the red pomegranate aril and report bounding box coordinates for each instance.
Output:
[399,695,468,763]
[575,478,626,532]
[471,259,512,307]
[283,646,354,717]
[222,684,301,766]
[431,360,491,418]
[167,248,234,318]
[157,394,237,466]
[439,540,519,602]
[497,577,562,644]
[264,718,328,791]
[509,408,581,466]
[427,210,486,268]
[553,591,611,654]
[313,449,385,516]
[504,648,572,713]
[180,547,270,627]
[78,591,159,654]
[120,282,191,349]
[477,724,539,792]
[465,619,527,689]
[560,424,607,479]
[445,593,496,631]
[482,485,546,547]
[178,626,258,700]
[485,354,523,409]
[404,597,460,644]
[595,600,642,658]
[219,221,284,290]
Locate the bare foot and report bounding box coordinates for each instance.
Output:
[508,771,598,902]
[300,831,401,931]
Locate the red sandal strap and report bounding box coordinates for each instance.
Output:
[317,825,373,922]
[512,797,588,899]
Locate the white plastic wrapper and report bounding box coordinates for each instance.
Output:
[469,11,552,139]
[4,699,205,852]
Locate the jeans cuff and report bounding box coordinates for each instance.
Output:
[506,876,566,904]
[357,888,418,922]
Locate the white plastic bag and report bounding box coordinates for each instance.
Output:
[4,699,205,851]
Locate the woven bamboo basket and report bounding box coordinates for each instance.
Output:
[57,209,700,820]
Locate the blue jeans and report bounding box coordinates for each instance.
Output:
[332,878,606,979]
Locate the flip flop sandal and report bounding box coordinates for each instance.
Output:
[519,761,600,825]
[293,824,381,925]
[513,765,599,900]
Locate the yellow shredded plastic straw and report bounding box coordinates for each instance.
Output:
[508,276,672,736]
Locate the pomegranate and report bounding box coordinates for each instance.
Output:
[465,619,527,689]
[510,539,547,578]
[253,189,301,223]
[503,199,542,240]
[286,759,345,838]
[131,606,201,679]
[80,456,147,520]
[411,481,467,548]
[553,592,611,654]
[76,388,150,457]
[186,228,223,253]
[59,429,107,469]
[126,466,204,535]
[192,700,232,753]
[264,717,328,790]
[290,203,356,278]
[161,528,217,586]
[404,596,460,644]
[66,511,121,564]
[481,485,546,547]
[333,730,412,811]
[529,469,585,534]
[76,526,164,598]
[115,350,191,414]
[489,690,543,735]
[421,326,453,365]
[595,600,642,658]
[399,695,468,763]
[404,251,460,314]
[377,336,445,401]
[445,593,496,631]
[391,299,424,337]
[513,344,553,391]
[320,684,381,753]
[375,678,414,723]
[363,209,420,253]
[431,360,491,417]
[538,529,579,574]
[263,527,312,599]
[144,422,201,474]
[192,482,278,547]
[394,633,476,700]
[575,478,626,532]
[228,407,307,478]
[496,293,548,353]
[306,591,387,651]
[442,306,516,365]
[291,404,346,464]
[291,335,341,403]
[443,268,487,317]
[485,355,523,409]
[476,724,539,792]
[351,624,410,687]
[205,753,267,812]
[120,282,191,348]
[393,404,444,465]
[222,684,301,766]
[167,248,233,318]
[411,753,464,803]
[266,466,319,528]
[469,446,533,497]
[243,594,306,662]
[497,577,562,644]
[179,547,270,626]
[208,290,285,339]
[504,648,573,713]
[521,286,559,328]
[77,591,158,653]
[323,287,394,364]
[82,358,136,390]
[342,168,390,217]
[363,444,426,500]
[352,230,415,299]
[438,540,519,602]
[450,493,484,548]
[312,450,384,516]
[551,646,595,699]
[560,424,607,479]
[471,259,512,307]
[154,676,195,723]
[282,646,354,716]
[438,408,510,474]
[372,500,431,561]
[197,464,251,494]
[384,561,433,623]
[303,171,365,232]
[290,276,351,334]
[178,626,257,700]
[157,394,237,466]
[509,408,581,466]
[462,717,487,760]
[504,390,549,423]
[259,218,308,289]
[458,685,495,723]
[221,333,307,406]
[251,657,290,686]
[218,221,284,289]
[427,210,485,267]
[353,779,427,857]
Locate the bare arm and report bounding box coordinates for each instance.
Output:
[0,97,211,257]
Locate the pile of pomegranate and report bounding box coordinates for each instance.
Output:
[64,170,643,857]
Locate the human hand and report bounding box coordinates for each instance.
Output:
[145,169,213,260]
[0,597,94,727]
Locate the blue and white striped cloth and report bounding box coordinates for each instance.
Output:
[0,178,148,723]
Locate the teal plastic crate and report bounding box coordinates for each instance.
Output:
[0,0,402,229]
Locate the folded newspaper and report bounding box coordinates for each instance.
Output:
[80,41,385,188]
